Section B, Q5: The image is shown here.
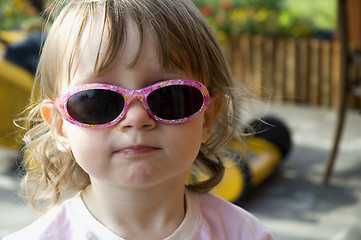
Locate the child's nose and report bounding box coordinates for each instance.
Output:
[117,100,156,131]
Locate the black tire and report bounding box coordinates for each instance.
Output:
[247,116,292,158]
[222,148,252,206]
[233,157,252,206]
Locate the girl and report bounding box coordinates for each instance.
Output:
[5,0,273,239]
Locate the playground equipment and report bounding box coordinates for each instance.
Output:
[0,31,35,149]
[208,116,292,204]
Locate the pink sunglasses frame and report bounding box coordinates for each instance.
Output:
[55,79,210,128]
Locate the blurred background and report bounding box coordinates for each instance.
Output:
[1,0,361,240]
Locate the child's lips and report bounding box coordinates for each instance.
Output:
[117,145,160,155]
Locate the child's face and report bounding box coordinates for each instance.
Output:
[46,19,219,189]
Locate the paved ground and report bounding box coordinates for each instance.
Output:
[1,102,361,239]
[244,102,361,240]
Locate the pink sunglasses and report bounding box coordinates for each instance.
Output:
[55,79,210,128]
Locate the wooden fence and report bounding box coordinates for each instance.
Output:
[224,35,361,108]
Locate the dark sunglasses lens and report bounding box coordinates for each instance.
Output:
[148,85,203,120]
[67,89,124,125]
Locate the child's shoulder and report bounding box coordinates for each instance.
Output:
[191,192,274,239]
[3,196,91,240]
[196,191,254,219]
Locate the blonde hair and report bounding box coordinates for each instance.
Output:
[21,0,249,211]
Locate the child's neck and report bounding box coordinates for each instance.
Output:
[81,180,186,239]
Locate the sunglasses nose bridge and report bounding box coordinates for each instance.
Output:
[122,91,149,113]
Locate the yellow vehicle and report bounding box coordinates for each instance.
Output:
[208,116,292,205]
[0,31,35,150]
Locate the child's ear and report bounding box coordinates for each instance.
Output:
[40,100,71,152]
[202,93,224,143]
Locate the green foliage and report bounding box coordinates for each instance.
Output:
[284,0,336,31]
[1,0,335,36]
[0,0,43,30]
[193,0,335,38]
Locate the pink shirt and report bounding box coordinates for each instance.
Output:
[4,190,273,240]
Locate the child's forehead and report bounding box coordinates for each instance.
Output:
[60,16,184,89]
[60,14,145,80]
[52,0,211,92]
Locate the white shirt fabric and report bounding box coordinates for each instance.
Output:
[3,190,273,240]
